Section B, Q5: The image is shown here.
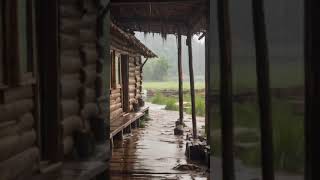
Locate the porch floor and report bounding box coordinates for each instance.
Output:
[110,103,208,179]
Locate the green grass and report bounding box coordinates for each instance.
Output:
[149,91,304,173]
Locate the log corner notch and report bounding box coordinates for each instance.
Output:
[186,30,197,139]
[252,0,275,179]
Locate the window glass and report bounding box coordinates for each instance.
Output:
[18,0,33,75]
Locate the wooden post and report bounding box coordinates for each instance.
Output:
[206,0,214,157]
[97,0,111,162]
[187,31,197,139]
[36,0,62,162]
[217,0,235,179]
[252,0,274,180]
[304,0,320,179]
[177,30,184,123]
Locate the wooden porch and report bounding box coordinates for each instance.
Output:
[110,106,149,146]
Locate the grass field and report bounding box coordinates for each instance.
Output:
[144,59,305,173]
[143,81,205,90]
[148,92,304,173]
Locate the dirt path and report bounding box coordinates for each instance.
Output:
[110,103,208,179]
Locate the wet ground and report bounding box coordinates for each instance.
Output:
[110,103,208,179]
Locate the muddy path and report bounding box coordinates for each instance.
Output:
[110,103,208,179]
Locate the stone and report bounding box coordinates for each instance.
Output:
[174,125,184,135]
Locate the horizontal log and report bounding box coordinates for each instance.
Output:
[84,88,96,103]
[81,14,97,29]
[81,103,98,119]
[60,5,81,17]
[111,97,121,105]
[60,18,81,34]
[80,29,97,43]
[61,79,81,99]
[60,34,80,50]
[129,79,136,85]
[61,73,81,81]
[18,113,34,132]
[0,113,34,138]
[0,148,39,180]
[110,93,121,100]
[62,116,82,137]
[129,72,135,77]
[61,100,80,118]
[110,109,123,120]
[81,44,97,65]
[61,54,82,74]
[3,86,33,104]
[0,130,36,162]
[110,103,122,112]
[0,99,34,123]
[63,136,74,155]
[111,88,121,94]
[80,65,97,87]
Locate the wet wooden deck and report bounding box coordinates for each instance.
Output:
[110,103,208,179]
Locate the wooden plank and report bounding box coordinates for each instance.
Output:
[252,0,274,180]
[217,0,235,179]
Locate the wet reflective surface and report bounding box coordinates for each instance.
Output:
[110,103,208,179]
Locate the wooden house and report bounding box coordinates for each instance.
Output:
[0,0,155,179]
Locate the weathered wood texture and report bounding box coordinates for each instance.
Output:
[252,0,274,179]
[218,0,235,179]
[59,0,100,156]
[0,1,40,179]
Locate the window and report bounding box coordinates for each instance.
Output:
[18,0,35,81]
[111,50,122,89]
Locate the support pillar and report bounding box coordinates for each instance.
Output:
[178,31,184,124]
[304,0,320,179]
[252,0,274,180]
[174,31,184,136]
[217,0,235,179]
[187,31,197,139]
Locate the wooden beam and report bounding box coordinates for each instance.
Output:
[177,31,184,123]
[115,17,186,26]
[97,0,111,164]
[252,0,274,180]
[187,31,197,139]
[111,0,204,5]
[206,0,214,157]
[36,0,62,162]
[304,0,320,179]
[217,0,235,179]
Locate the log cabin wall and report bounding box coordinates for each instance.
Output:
[135,57,143,100]
[0,1,40,179]
[128,57,137,111]
[60,0,99,157]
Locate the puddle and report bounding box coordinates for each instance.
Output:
[110,103,208,179]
